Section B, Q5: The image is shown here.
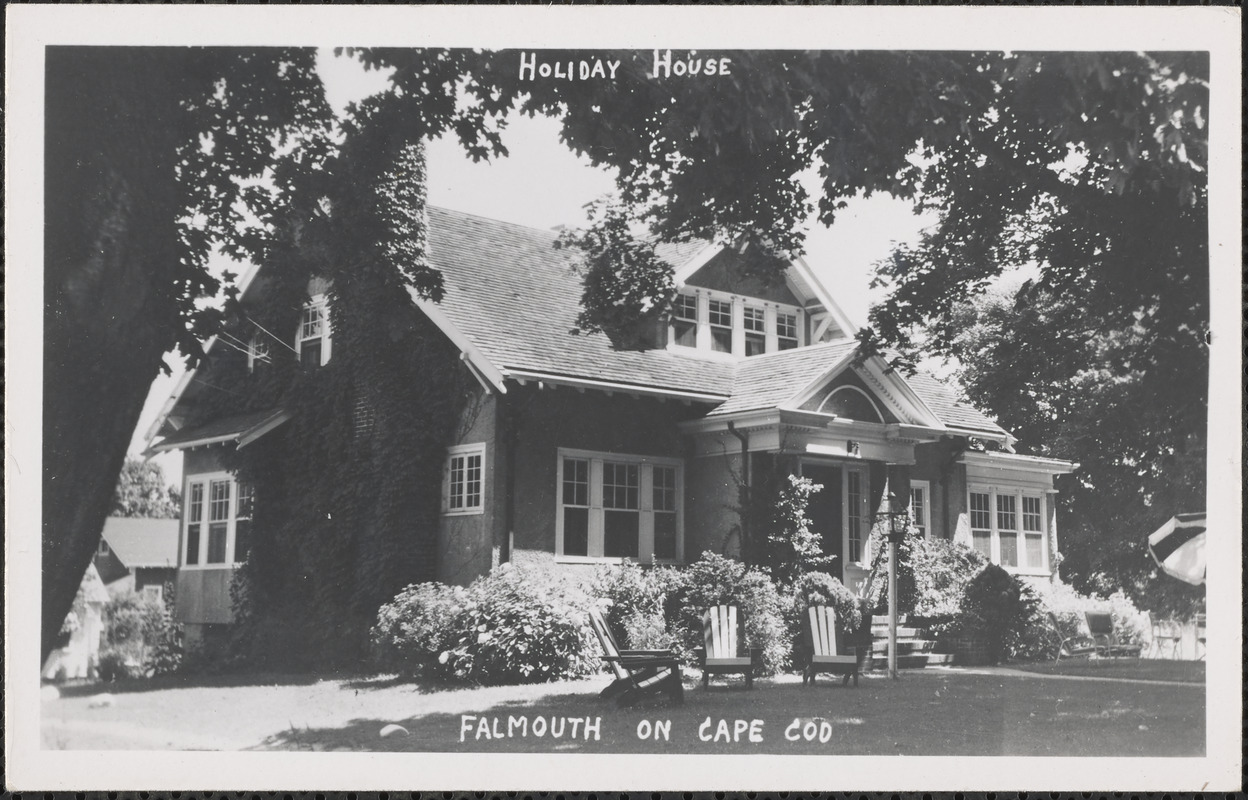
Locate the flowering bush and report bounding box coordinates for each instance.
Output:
[665,552,790,674]
[907,537,989,618]
[372,565,597,685]
[588,562,680,648]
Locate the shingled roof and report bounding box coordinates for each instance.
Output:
[427,206,735,397]
[426,207,1011,437]
[101,517,180,568]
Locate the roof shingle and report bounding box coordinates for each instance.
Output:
[101,517,180,568]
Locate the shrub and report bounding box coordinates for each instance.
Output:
[371,581,468,676]
[756,475,834,586]
[98,590,182,680]
[908,538,989,618]
[666,552,790,674]
[1028,581,1149,659]
[787,571,862,635]
[588,562,679,647]
[956,564,1045,664]
[622,610,676,651]
[371,564,597,685]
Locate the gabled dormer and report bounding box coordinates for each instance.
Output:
[661,241,856,360]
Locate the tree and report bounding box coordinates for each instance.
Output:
[110,458,181,519]
[42,47,332,663]
[932,285,1206,616]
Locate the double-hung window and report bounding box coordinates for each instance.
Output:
[968,485,1048,572]
[557,449,683,563]
[777,312,799,351]
[444,443,486,515]
[910,480,931,539]
[296,296,332,368]
[845,467,868,564]
[184,474,252,567]
[671,294,698,348]
[708,299,733,353]
[743,306,766,356]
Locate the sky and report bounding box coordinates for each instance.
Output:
[131,49,935,485]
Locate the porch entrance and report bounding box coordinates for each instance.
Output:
[803,463,844,582]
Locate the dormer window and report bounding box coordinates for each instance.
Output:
[672,294,698,347]
[297,296,331,368]
[247,334,270,374]
[743,306,766,356]
[777,311,799,351]
[708,299,733,353]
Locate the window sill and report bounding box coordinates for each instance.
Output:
[555,555,683,566]
[180,564,242,571]
[443,508,485,517]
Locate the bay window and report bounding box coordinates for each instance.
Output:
[968,485,1049,572]
[183,473,253,568]
[556,449,683,563]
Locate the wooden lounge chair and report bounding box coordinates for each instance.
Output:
[694,605,761,689]
[801,605,860,687]
[1084,611,1142,659]
[587,606,683,707]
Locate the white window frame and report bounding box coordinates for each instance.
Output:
[667,289,803,358]
[555,448,684,564]
[817,385,885,423]
[910,480,931,539]
[295,294,332,367]
[182,472,252,570]
[443,443,486,516]
[247,333,270,373]
[843,465,870,567]
[967,484,1049,575]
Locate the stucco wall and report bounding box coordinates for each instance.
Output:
[437,388,500,586]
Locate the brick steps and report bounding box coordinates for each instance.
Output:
[864,615,950,671]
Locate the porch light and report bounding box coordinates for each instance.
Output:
[886,492,909,543]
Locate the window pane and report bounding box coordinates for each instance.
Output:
[673,294,697,321]
[207,522,228,564]
[1022,496,1043,531]
[465,454,482,508]
[189,483,203,523]
[743,306,765,332]
[997,493,1017,532]
[185,525,200,565]
[777,311,799,349]
[744,334,766,356]
[846,471,864,562]
[673,320,697,348]
[972,530,992,558]
[654,512,677,560]
[563,458,588,506]
[1025,533,1044,567]
[301,304,324,338]
[563,507,589,556]
[969,492,991,530]
[449,455,465,509]
[604,510,639,558]
[999,531,1018,567]
[237,483,255,519]
[234,519,251,564]
[653,465,677,512]
[708,300,732,327]
[910,487,926,537]
[300,339,322,368]
[210,480,231,522]
[603,462,639,510]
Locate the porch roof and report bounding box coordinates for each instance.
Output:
[903,372,1009,438]
[148,407,290,453]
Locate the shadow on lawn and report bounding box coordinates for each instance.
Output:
[54,670,332,697]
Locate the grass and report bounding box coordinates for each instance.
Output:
[42,666,1204,755]
[1009,658,1206,683]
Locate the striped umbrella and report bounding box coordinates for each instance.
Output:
[1147,512,1207,586]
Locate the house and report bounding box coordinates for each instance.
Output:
[145,206,1076,645]
[93,516,180,601]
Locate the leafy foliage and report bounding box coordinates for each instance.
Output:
[954,564,1046,665]
[905,537,990,619]
[753,475,835,587]
[665,552,790,674]
[783,571,865,652]
[110,458,181,518]
[98,589,183,680]
[588,562,680,648]
[372,566,597,685]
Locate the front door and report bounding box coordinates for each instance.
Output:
[803,464,843,582]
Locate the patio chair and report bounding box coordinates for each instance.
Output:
[1147,613,1183,660]
[801,605,860,687]
[694,605,761,689]
[586,606,684,707]
[1044,611,1097,662]
[1084,611,1142,659]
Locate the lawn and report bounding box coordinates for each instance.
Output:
[1010,658,1206,684]
[41,666,1204,756]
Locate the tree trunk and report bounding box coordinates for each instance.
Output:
[42,49,184,664]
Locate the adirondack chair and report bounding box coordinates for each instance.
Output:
[694,605,761,689]
[587,606,684,706]
[801,605,861,687]
[1084,611,1142,659]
